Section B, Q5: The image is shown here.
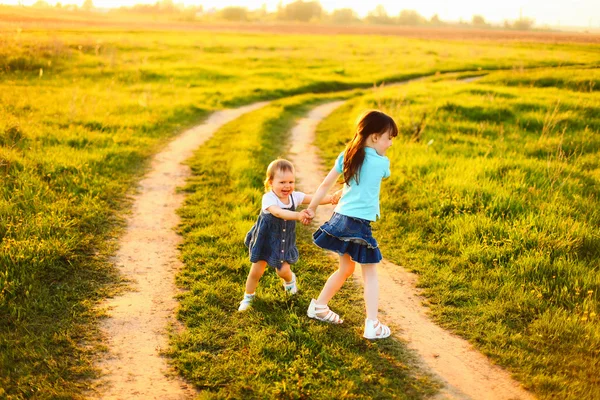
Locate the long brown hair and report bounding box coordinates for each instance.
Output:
[343,110,398,185]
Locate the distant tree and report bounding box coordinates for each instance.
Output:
[257,3,268,18]
[430,13,443,26]
[330,8,359,24]
[396,9,426,26]
[472,15,487,26]
[159,0,178,13]
[471,15,485,25]
[219,6,248,21]
[55,2,62,8]
[82,0,93,11]
[280,0,322,22]
[122,3,157,13]
[512,17,535,30]
[366,5,393,25]
[32,0,51,8]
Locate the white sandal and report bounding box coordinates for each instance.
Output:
[307,299,343,324]
[363,318,391,339]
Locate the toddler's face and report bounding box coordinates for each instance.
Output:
[271,169,295,200]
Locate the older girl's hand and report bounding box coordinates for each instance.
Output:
[331,189,343,205]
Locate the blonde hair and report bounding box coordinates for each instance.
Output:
[264,159,294,192]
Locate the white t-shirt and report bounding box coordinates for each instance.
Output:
[261,191,306,214]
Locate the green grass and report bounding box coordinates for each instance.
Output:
[314,70,600,399]
[480,66,600,93]
[2,15,600,397]
[170,92,439,398]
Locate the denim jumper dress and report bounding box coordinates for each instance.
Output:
[244,194,298,270]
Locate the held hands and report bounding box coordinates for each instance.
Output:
[299,189,340,226]
[299,208,315,226]
[331,189,343,205]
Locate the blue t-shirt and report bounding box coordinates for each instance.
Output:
[333,147,391,221]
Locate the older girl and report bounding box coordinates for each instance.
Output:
[303,110,398,339]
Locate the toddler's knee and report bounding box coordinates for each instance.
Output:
[276,264,291,277]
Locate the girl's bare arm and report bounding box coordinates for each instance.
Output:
[307,167,341,214]
[302,193,337,205]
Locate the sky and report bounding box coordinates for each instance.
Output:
[1,0,598,28]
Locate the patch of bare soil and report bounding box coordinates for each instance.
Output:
[91,102,268,399]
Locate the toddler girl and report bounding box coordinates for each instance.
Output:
[240,159,338,311]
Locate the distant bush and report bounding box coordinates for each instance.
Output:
[219,6,248,21]
[365,5,394,25]
[472,15,488,27]
[430,14,445,26]
[119,0,182,14]
[396,9,427,26]
[279,0,322,22]
[330,8,359,24]
[513,17,535,30]
[32,0,51,8]
[504,17,535,30]
[81,0,93,12]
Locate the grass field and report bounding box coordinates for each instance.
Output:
[1,8,600,399]
[314,68,600,399]
[169,92,439,398]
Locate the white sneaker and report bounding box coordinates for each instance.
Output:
[238,294,255,311]
[363,318,391,339]
[283,273,298,295]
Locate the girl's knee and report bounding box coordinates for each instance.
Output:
[338,264,355,278]
[339,254,355,277]
[361,263,379,278]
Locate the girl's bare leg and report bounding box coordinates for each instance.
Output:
[361,263,379,321]
[316,253,355,307]
[244,261,267,294]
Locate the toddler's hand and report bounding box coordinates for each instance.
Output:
[331,189,342,205]
[299,209,313,225]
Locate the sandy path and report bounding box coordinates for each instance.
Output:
[288,102,534,400]
[92,102,268,399]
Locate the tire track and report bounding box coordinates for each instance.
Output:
[92,102,269,399]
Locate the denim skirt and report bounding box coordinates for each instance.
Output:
[313,212,382,264]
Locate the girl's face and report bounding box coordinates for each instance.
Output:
[371,130,394,156]
[270,169,295,200]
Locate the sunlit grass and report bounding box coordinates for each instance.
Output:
[170,92,439,398]
[315,72,600,399]
[2,21,600,398]
[480,66,600,92]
